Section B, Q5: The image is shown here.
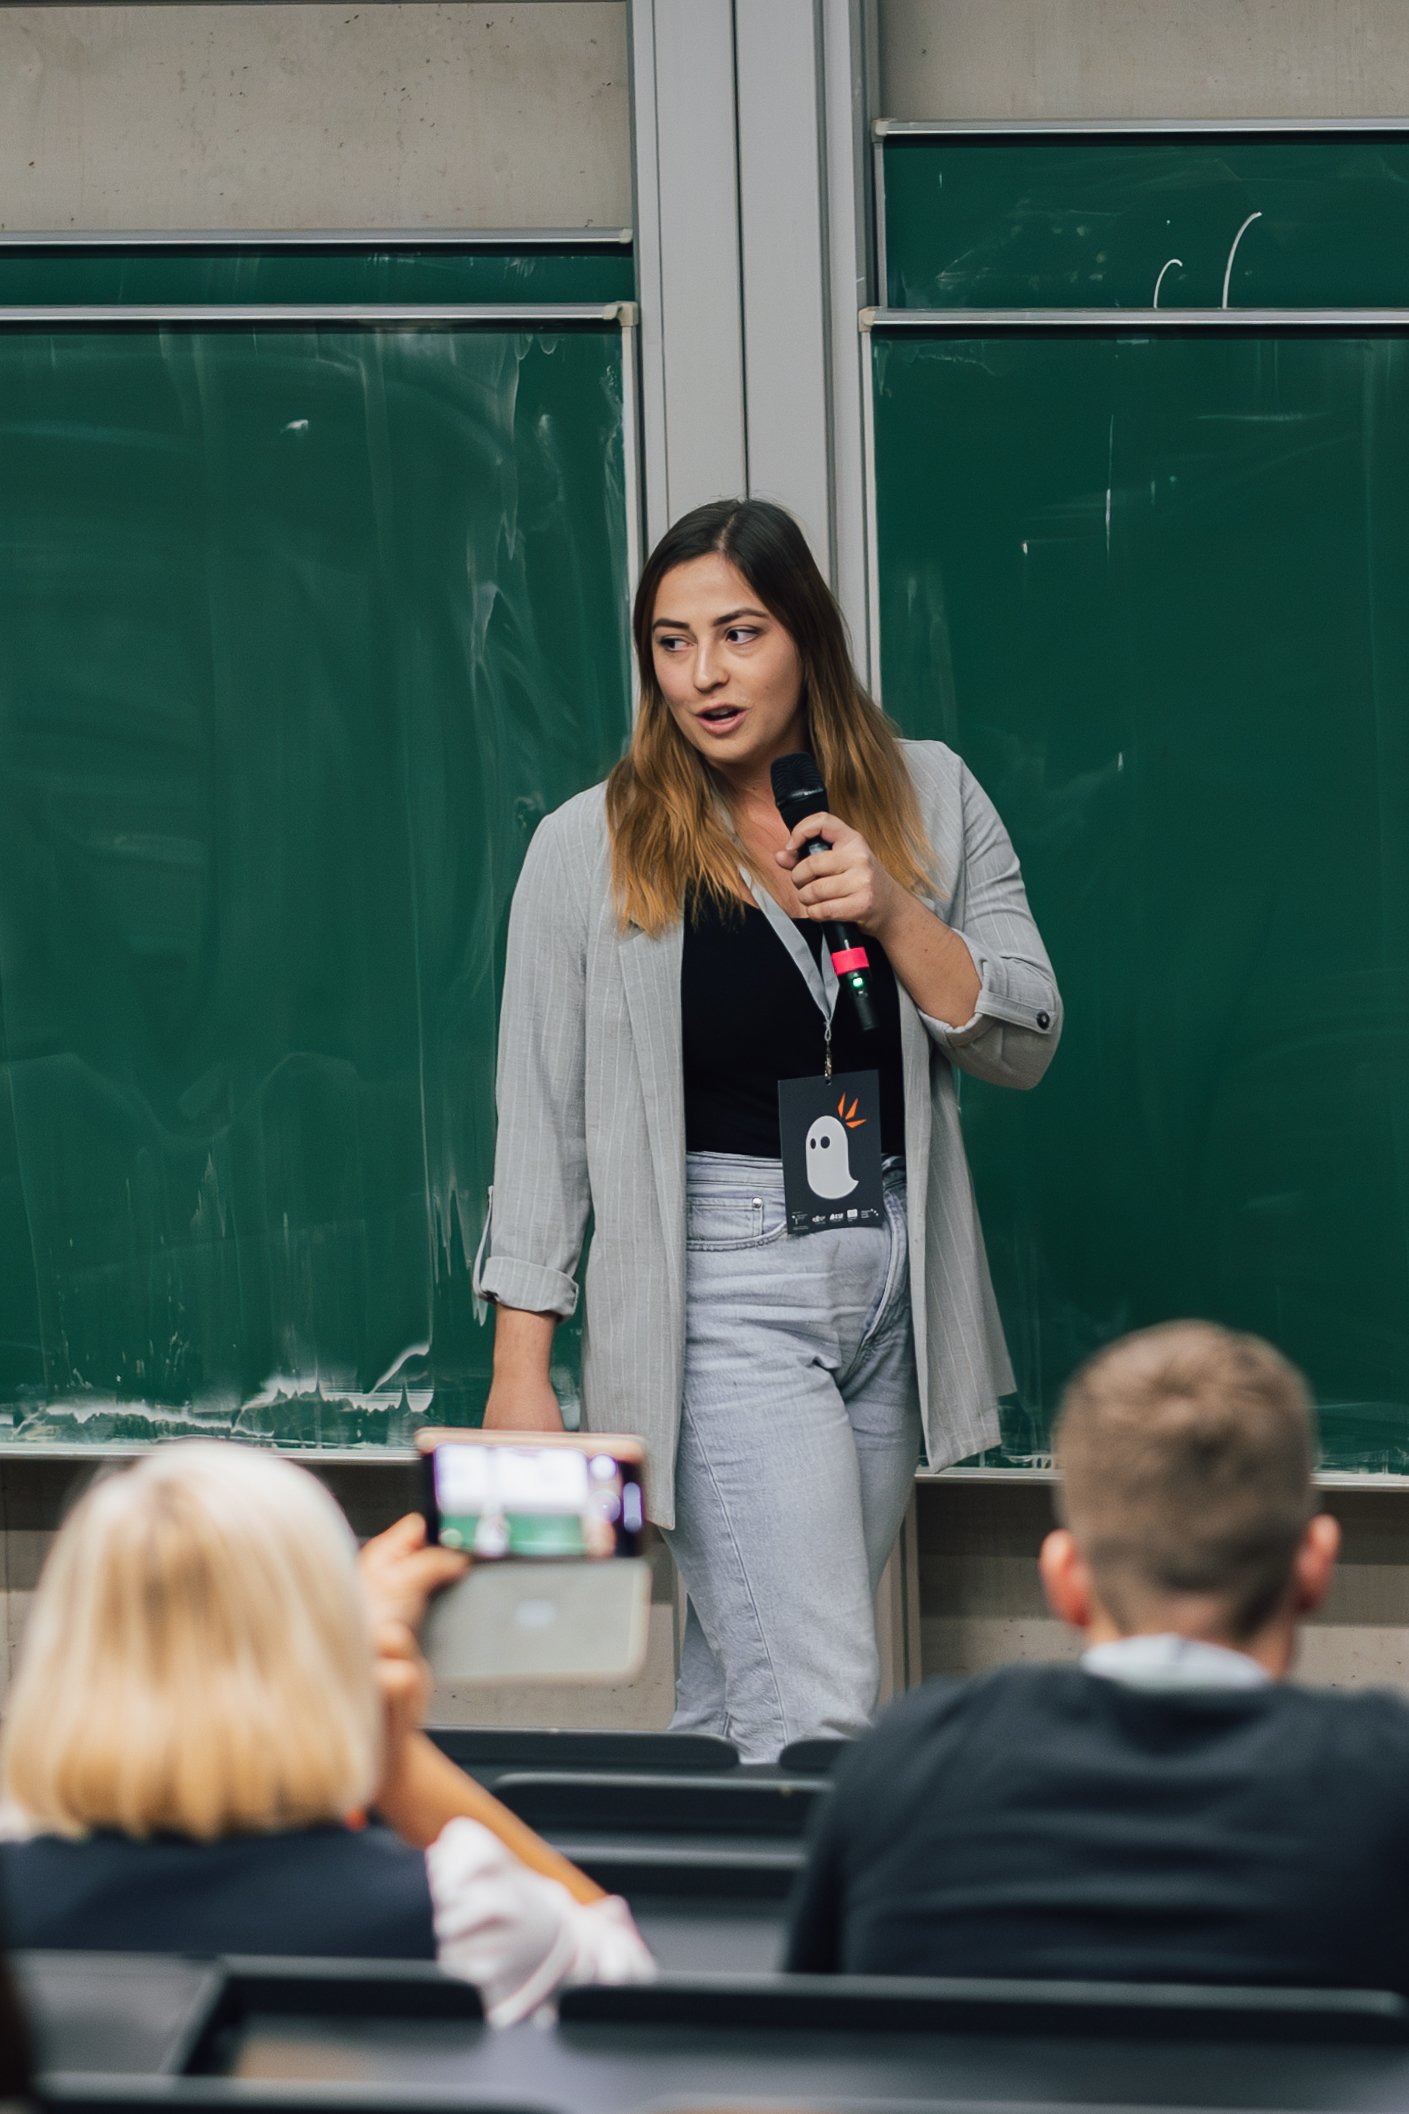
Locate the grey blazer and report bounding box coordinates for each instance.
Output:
[475,740,1061,1526]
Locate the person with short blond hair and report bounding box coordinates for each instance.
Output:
[0,1444,650,2021]
[786,1321,1409,1994]
[1053,1321,1316,1643]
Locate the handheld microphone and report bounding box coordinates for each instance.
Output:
[770,752,879,1035]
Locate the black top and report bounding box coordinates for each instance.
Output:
[0,1823,437,1960]
[785,1663,1409,1993]
[682,890,906,1158]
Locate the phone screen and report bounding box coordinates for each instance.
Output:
[425,1440,646,1560]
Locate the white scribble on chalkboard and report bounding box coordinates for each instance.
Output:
[1222,212,1263,308]
[1152,258,1184,308]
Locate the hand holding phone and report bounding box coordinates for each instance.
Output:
[416,1431,651,1686]
[359,1512,470,1631]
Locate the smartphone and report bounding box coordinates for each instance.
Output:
[416,1430,651,1686]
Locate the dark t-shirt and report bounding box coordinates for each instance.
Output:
[784,1663,1409,1993]
[0,1823,437,1960]
[681,889,906,1157]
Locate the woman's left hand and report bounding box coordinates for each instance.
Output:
[777,812,902,937]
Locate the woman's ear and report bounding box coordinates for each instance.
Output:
[1039,1528,1093,1633]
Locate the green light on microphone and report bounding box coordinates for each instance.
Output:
[849,972,865,990]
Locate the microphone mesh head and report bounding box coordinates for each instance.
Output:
[771,751,828,826]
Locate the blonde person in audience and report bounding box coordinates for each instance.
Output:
[787,1321,1409,1995]
[0,1443,652,2023]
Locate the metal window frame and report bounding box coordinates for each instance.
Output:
[928,1465,1409,1490]
[873,117,1409,138]
[821,0,881,673]
[862,306,1409,333]
[735,0,832,560]
[0,227,634,249]
[627,0,745,538]
[628,0,879,649]
[0,301,637,324]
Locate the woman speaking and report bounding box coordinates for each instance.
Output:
[475,499,1060,1762]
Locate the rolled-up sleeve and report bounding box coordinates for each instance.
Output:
[921,761,1061,1092]
[473,817,590,1318]
[426,1818,654,2026]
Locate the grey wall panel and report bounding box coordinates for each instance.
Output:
[878,0,1409,122]
[631,0,746,529]
[918,1481,1409,1690]
[736,0,832,567]
[0,4,629,232]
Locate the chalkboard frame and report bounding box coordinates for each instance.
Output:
[863,303,1409,1486]
[0,299,638,326]
[0,228,637,309]
[0,228,633,246]
[872,119,1409,320]
[0,298,643,1460]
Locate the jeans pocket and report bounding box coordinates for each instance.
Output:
[685,1190,789,1252]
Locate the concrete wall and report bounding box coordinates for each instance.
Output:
[5,1462,1404,1740]
[0,3,629,232]
[919,1481,1409,1691]
[878,0,1409,121]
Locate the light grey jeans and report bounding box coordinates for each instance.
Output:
[664,1150,922,1763]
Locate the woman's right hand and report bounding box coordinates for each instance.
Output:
[483,1307,565,1430]
[482,1371,565,1431]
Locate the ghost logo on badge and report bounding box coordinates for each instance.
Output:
[805,1092,867,1201]
[779,1071,881,1234]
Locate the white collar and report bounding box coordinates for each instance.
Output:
[1081,1632,1271,1692]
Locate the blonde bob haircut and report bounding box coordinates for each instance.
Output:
[1,1443,382,1841]
[607,497,935,934]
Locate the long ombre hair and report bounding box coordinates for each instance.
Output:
[606,498,934,932]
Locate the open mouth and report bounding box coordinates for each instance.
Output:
[697,705,745,734]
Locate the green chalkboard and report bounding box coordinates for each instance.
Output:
[880,128,1409,310]
[872,322,1409,1472]
[0,317,633,1447]
[0,237,633,308]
